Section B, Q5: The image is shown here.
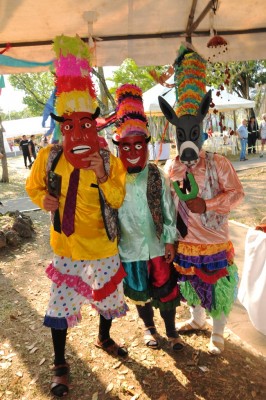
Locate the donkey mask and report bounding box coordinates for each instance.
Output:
[159,90,212,167]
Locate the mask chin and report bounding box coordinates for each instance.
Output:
[127,166,143,174]
[181,158,199,168]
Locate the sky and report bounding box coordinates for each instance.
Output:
[0,75,26,114]
[0,67,118,115]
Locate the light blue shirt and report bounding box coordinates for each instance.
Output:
[237,124,248,139]
[118,165,177,262]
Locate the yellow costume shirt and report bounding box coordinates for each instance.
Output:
[26,146,126,261]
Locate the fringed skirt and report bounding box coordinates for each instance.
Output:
[174,241,238,319]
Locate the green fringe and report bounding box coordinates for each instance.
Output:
[179,264,239,319]
[180,282,201,306]
[123,283,151,303]
[53,35,91,59]
[152,297,180,311]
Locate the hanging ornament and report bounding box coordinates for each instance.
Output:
[207,8,228,63]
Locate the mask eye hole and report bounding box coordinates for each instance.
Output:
[82,122,92,129]
[122,145,130,151]
[61,123,72,132]
[190,126,200,141]
[135,144,143,150]
[177,129,186,142]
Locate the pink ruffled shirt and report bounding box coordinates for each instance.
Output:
[164,150,244,244]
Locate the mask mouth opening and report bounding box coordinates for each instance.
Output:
[127,166,142,174]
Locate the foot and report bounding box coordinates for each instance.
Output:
[260,154,263,158]
[144,327,159,349]
[50,363,70,398]
[168,336,185,352]
[208,333,224,355]
[95,338,128,358]
[176,319,207,333]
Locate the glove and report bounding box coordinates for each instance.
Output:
[186,197,206,214]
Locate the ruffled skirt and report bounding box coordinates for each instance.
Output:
[174,241,238,319]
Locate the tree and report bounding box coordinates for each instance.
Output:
[9,72,54,116]
[0,117,9,183]
[108,58,167,95]
[0,109,33,121]
[207,60,266,115]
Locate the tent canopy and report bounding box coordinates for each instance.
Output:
[143,77,255,115]
[0,0,265,74]
[2,116,49,139]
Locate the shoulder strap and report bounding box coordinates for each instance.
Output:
[46,145,63,234]
[147,163,163,239]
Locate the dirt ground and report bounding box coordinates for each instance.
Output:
[0,156,266,400]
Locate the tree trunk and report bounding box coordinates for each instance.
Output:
[0,127,9,183]
[92,68,116,112]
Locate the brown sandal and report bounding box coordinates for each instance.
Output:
[95,338,128,358]
[50,363,70,397]
[168,337,185,352]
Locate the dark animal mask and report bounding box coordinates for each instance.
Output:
[159,90,212,167]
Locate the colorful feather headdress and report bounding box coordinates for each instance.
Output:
[53,34,98,116]
[174,44,207,118]
[114,84,149,141]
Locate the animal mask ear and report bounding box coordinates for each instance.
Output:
[197,90,212,121]
[158,96,179,126]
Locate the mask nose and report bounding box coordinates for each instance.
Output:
[72,125,82,140]
[180,147,198,162]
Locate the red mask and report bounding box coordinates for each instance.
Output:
[118,135,148,173]
[60,112,99,169]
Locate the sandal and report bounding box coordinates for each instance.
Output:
[50,363,70,398]
[95,338,128,358]
[168,337,185,352]
[176,320,207,333]
[144,327,159,349]
[208,333,224,355]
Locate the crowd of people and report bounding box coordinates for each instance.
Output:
[236,114,266,161]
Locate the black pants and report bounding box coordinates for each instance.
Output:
[23,152,32,167]
[136,302,178,338]
[51,314,112,366]
[248,133,257,154]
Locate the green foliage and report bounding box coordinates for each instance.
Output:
[8,72,54,116]
[207,60,266,98]
[0,109,33,120]
[107,58,168,94]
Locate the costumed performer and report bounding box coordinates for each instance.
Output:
[26,35,128,398]
[159,44,244,355]
[113,84,183,351]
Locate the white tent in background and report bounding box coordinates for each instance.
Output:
[2,116,50,139]
[143,76,255,115]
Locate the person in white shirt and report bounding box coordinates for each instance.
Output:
[259,113,266,157]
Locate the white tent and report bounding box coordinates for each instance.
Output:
[0,1,266,74]
[143,77,255,115]
[2,116,50,139]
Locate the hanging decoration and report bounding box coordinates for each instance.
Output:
[149,65,175,88]
[207,2,228,63]
[0,54,53,69]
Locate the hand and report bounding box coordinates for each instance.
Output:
[164,243,175,263]
[43,193,59,212]
[186,197,206,214]
[82,152,106,179]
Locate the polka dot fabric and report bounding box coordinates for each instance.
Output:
[44,254,128,328]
